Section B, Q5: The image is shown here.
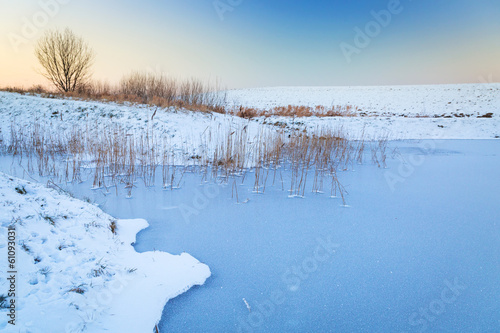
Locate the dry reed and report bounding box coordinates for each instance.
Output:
[2,118,390,203]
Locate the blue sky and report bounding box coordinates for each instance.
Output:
[1,0,499,88]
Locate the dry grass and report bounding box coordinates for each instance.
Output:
[2,85,46,95]
[118,72,227,113]
[109,220,117,235]
[1,73,228,115]
[234,104,359,119]
[2,118,388,203]
[1,84,360,119]
[68,287,86,295]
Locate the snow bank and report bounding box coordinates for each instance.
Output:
[0,91,260,159]
[0,172,210,332]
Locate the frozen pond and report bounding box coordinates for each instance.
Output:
[1,140,499,332]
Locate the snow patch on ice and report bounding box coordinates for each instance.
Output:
[0,172,210,332]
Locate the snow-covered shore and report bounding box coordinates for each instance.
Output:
[0,91,260,160]
[0,172,210,332]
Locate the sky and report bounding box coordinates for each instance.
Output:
[0,0,499,89]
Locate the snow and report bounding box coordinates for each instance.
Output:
[0,83,498,332]
[1,83,499,151]
[226,84,500,140]
[0,172,210,332]
[225,84,500,117]
[0,91,262,163]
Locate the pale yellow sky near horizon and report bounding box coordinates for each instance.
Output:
[1,0,499,89]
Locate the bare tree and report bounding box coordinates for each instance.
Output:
[35,28,95,92]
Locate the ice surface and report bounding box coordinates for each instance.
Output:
[2,140,498,332]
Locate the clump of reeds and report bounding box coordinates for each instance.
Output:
[4,115,392,204]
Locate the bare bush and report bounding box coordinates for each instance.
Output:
[83,80,114,97]
[119,71,179,104]
[119,72,226,112]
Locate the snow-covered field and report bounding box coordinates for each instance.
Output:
[226,84,500,140]
[0,84,498,332]
[226,84,499,117]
